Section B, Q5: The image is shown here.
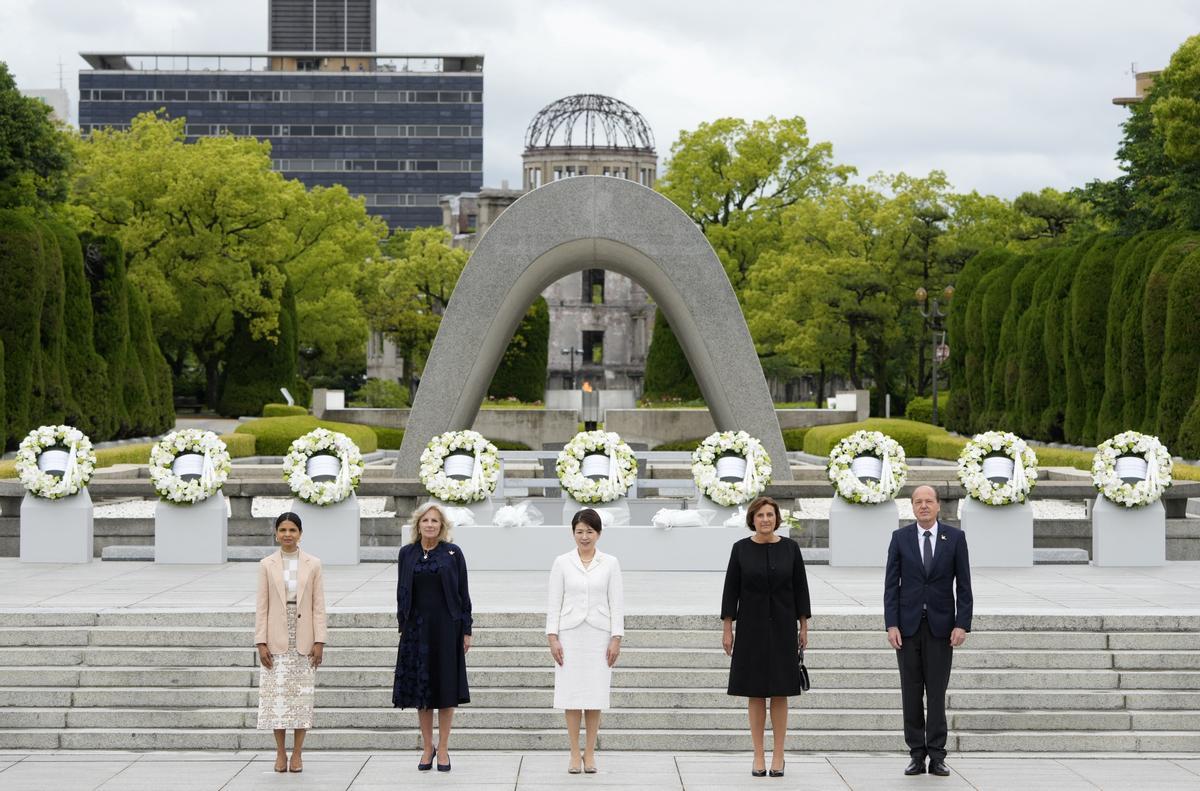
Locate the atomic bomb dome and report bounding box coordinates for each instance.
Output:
[521,94,658,191]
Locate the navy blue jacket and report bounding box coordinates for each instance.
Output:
[884,522,973,638]
[396,541,473,636]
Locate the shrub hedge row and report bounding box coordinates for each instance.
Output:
[262,404,308,418]
[947,233,1200,456]
[0,432,256,479]
[234,416,379,456]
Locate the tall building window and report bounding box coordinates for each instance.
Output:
[582,331,604,364]
[582,269,605,304]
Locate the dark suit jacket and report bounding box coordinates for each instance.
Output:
[884,522,973,638]
[396,541,473,636]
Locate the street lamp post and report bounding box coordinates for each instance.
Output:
[916,285,954,426]
[560,346,582,390]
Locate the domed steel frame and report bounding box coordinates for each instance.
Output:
[524,94,655,153]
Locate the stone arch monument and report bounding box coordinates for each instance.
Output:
[395,176,791,480]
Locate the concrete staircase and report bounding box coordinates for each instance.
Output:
[0,611,1198,752]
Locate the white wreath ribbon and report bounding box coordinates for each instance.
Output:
[880,452,894,488]
[1011,450,1028,493]
[200,450,215,491]
[63,445,79,494]
[471,452,484,491]
[1146,452,1168,498]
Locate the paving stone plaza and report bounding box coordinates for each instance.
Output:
[1,560,1199,789]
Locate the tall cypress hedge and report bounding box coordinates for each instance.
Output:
[1096,233,1149,440]
[33,223,68,427]
[643,308,701,401]
[1155,246,1200,448]
[0,340,5,451]
[1015,252,1059,439]
[218,278,298,418]
[1121,233,1183,431]
[1070,236,1121,445]
[0,209,47,444]
[128,286,174,434]
[997,257,1040,428]
[1041,242,1091,441]
[488,297,549,402]
[979,256,1020,428]
[944,250,993,433]
[49,221,113,438]
[1141,235,1199,432]
[83,233,133,436]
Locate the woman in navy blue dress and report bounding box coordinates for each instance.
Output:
[393,502,472,773]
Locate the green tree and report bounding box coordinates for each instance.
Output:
[82,233,132,435]
[489,297,549,402]
[1141,235,1199,431]
[643,309,701,401]
[31,222,68,426]
[0,62,72,208]
[218,278,299,418]
[1096,233,1155,439]
[1124,233,1190,429]
[363,227,469,388]
[1069,236,1121,444]
[70,112,384,406]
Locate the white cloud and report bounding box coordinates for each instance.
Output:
[2,0,1196,197]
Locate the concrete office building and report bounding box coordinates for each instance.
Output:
[78,0,483,229]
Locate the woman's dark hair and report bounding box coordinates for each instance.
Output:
[744,496,781,531]
[275,512,303,532]
[571,508,603,534]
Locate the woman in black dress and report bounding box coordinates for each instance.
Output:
[394,502,472,773]
[721,495,811,778]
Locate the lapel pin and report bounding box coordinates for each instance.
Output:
[939,533,947,541]
[449,550,455,555]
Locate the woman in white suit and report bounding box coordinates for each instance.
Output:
[546,508,624,774]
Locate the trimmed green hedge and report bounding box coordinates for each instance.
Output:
[372,426,404,449]
[803,418,952,458]
[643,309,701,400]
[904,392,950,425]
[234,416,378,456]
[262,404,308,418]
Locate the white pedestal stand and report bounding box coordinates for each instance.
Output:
[828,497,898,567]
[20,489,94,563]
[1092,495,1166,567]
[288,493,361,565]
[959,498,1034,567]
[154,493,228,564]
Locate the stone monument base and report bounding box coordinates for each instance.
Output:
[959,498,1034,567]
[289,493,361,565]
[828,497,898,567]
[154,493,228,564]
[20,489,94,563]
[1092,495,1165,567]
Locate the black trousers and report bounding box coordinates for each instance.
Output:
[896,614,953,761]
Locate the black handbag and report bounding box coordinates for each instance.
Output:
[798,649,811,692]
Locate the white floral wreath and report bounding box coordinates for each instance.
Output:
[691,431,772,507]
[827,430,908,504]
[419,430,501,504]
[556,431,638,504]
[1092,431,1173,508]
[15,425,97,500]
[283,428,364,506]
[149,429,231,504]
[958,430,1038,506]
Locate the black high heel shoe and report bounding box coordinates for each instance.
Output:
[418,743,436,771]
[437,749,451,773]
[752,758,767,777]
[769,760,785,777]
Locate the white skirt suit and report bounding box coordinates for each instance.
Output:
[546,549,625,710]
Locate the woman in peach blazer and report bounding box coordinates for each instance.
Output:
[255,512,328,773]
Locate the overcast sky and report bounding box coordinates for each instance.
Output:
[3,0,1196,198]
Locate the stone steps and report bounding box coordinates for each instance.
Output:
[0,611,1198,752]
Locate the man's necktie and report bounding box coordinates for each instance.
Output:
[923,530,933,575]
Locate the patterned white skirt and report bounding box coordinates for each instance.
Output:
[553,622,613,710]
[257,603,316,729]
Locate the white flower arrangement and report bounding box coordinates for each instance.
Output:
[15,425,96,499]
[826,430,908,504]
[691,431,772,506]
[419,430,501,503]
[283,428,364,506]
[957,431,1039,506]
[1092,431,1173,508]
[556,430,638,504]
[149,429,231,504]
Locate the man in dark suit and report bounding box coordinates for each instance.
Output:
[884,485,973,777]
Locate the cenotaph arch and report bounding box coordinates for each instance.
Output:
[395,176,791,479]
